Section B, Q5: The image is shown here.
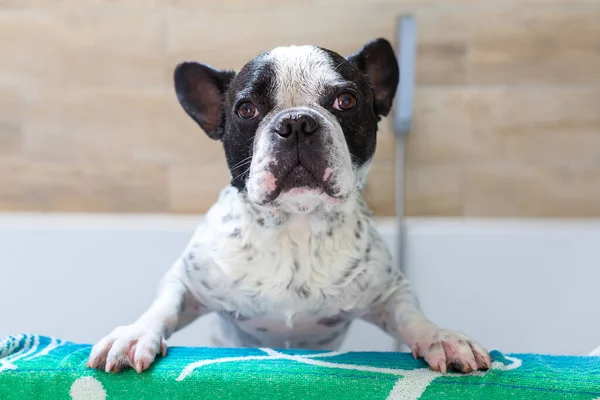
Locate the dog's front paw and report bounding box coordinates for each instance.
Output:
[86,325,167,373]
[412,329,491,373]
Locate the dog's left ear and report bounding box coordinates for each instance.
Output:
[347,38,399,117]
[174,62,236,140]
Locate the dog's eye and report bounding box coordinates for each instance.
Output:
[333,93,356,111]
[237,102,259,119]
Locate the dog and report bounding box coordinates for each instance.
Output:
[87,38,492,374]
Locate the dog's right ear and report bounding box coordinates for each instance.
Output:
[347,38,399,118]
[174,62,236,141]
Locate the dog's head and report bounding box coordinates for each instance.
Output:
[174,39,398,214]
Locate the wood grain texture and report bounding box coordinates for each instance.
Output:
[0,10,166,89]
[0,0,599,216]
[464,165,600,218]
[0,87,21,156]
[0,159,168,212]
[469,8,600,84]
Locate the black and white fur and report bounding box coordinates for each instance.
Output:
[88,39,491,374]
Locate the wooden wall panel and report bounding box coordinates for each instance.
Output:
[0,0,598,216]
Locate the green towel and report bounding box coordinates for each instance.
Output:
[1,334,599,399]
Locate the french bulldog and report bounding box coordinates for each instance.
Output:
[87,38,491,374]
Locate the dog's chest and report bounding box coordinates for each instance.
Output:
[182,200,385,330]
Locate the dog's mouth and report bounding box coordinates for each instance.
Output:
[259,163,343,205]
[281,164,320,189]
[261,164,320,203]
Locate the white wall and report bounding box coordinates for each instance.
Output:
[1,214,599,355]
[403,219,600,356]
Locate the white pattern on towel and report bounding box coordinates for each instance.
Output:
[0,334,34,372]
[0,334,65,372]
[177,348,523,400]
[70,377,107,400]
[23,336,64,361]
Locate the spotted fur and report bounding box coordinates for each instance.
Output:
[179,187,393,349]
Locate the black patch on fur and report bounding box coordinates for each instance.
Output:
[297,284,311,298]
[228,311,250,322]
[356,274,369,291]
[200,280,211,290]
[223,56,277,189]
[269,212,284,226]
[314,47,384,168]
[222,214,233,223]
[336,268,354,285]
[178,300,186,314]
[233,274,247,286]
[238,329,261,346]
[317,331,341,346]
[230,228,242,238]
[328,212,348,228]
[294,260,300,272]
[256,327,269,332]
[317,315,346,327]
[182,257,200,272]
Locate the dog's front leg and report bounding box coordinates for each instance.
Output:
[363,277,492,373]
[87,260,209,373]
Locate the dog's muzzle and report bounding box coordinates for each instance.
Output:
[247,106,352,208]
[266,109,333,195]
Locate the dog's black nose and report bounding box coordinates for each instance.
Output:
[276,114,318,139]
